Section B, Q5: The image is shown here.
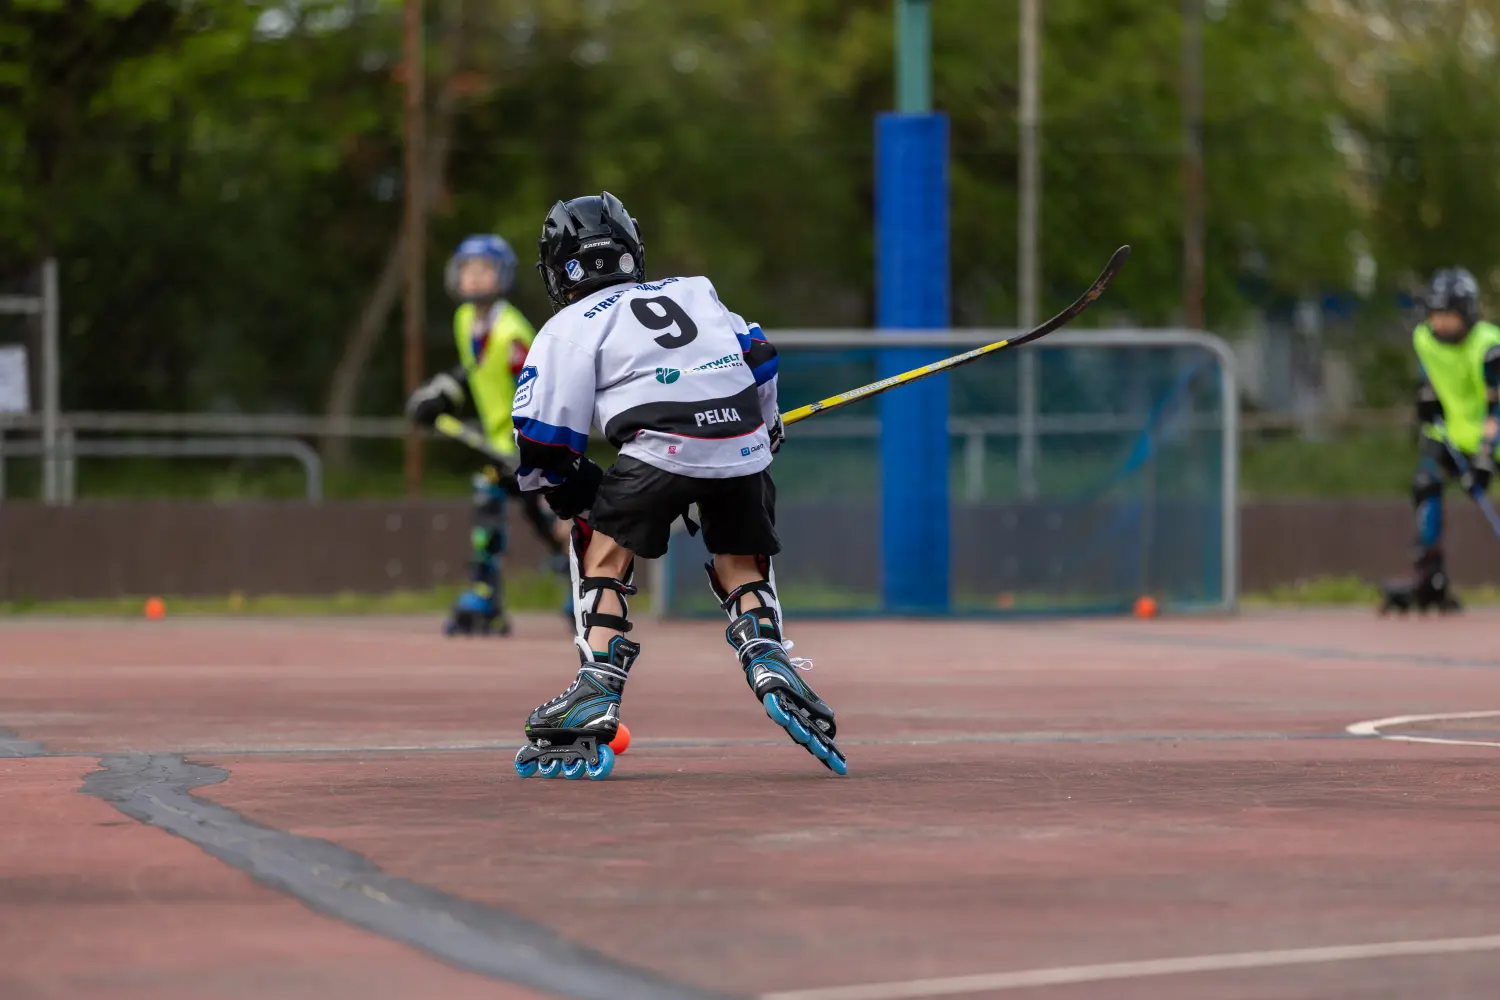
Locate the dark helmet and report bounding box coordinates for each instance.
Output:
[536,192,646,311]
[1425,267,1481,328]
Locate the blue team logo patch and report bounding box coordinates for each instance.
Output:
[513,365,538,408]
[565,259,585,282]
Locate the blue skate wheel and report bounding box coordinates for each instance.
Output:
[514,748,539,778]
[806,735,832,762]
[825,749,849,776]
[538,757,564,779]
[586,744,615,781]
[763,693,812,744]
[561,757,587,780]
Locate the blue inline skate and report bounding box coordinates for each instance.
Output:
[445,470,512,636]
[444,581,511,636]
[727,610,847,775]
[515,635,637,780]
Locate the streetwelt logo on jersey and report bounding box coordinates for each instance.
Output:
[655,367,680,384]
[565,260,584,282]
[688,353,744,373]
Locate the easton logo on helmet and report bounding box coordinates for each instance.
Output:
[655,368,680,384]
[565,260,585,282]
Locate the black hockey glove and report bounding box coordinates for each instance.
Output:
[1464,450,1496,496]
[544,455,604,521]
[406,372,466,428]
[768,411,785,454]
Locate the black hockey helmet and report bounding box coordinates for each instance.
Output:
[1425,267,1481,330]
[537,192,646,311]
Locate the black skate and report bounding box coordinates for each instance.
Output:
[727,611,847,775]
[1379,577,1462,616]
[514,636,637,780]
[1378,547,1462,616]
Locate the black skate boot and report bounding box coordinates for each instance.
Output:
[727,610,847,775]
[1379,547,1461,616]
[1378,578,1414,616]
[515,635,637,780]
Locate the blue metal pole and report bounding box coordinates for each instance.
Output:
[877,0,949,612]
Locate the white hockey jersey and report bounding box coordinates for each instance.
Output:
[511,275,779,488]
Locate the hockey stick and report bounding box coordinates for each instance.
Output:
[1432,428,1500,540]
[781,244,1131,427]
[433,413,519,474]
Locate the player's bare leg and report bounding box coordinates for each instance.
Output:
[514,521,637,780]
[709,554,845,775]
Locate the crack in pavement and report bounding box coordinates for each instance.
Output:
[0,727,46,757]
[79,752,737,1000]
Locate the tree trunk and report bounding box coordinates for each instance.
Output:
[321,223,409,467]
[321,0,467,469]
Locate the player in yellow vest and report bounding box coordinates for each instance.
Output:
[1381,268,1500,613]
[407,235,568,635]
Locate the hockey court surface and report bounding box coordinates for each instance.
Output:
[5,610,1500,1000]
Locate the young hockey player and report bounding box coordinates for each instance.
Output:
[508,192,844,780]
[406,234,570,635]
[1381,267,1500,614]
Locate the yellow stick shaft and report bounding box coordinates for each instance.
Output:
[782,339,1010,426]
[780,244,1130,429]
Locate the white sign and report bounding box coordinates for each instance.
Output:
[0,345,30,413]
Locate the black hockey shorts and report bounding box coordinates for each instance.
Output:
[589,455,780,560]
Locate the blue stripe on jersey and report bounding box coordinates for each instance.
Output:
[734,324,767,352]
[514,415,589,454]
[749,356,778,385]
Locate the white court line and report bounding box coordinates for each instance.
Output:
[1346,710,1500,749]
[760,934,1500,1000]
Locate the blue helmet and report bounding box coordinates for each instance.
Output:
[445,234,518,303]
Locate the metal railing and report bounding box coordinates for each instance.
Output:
[0,434,322,502]
[0,259,60,501]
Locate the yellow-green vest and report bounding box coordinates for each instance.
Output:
[1414,319,1500,454]
[454,301,536,457]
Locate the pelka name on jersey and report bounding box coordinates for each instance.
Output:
[512,275,778,487]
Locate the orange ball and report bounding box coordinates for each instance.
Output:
[608,721,631,755]
[143,597,166,620]
[1133,595,1158,619]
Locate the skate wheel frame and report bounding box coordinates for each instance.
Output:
[762,692,848,776]
[514,740,615,781]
